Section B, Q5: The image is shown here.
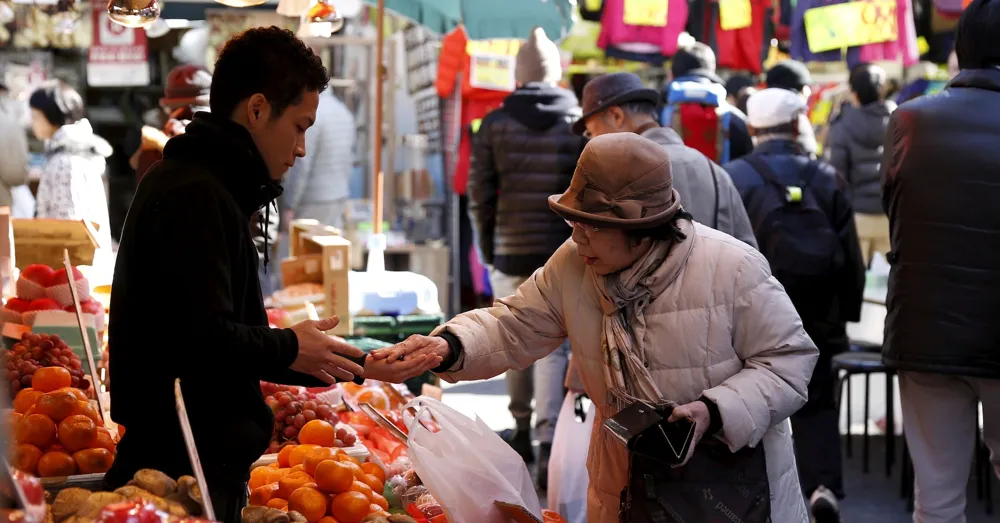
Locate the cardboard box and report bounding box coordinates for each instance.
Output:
[288,219,342,258]
[280,234,351,336]
[12,218,98,270]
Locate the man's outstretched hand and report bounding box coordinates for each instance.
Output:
[289,316,365,383]
[366,335,450,383]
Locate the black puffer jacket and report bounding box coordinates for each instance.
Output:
[467,83,586,277]
[881,68,1000,379]
[825,100,895,214]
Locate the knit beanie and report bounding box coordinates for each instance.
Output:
[515,27,563,85]
[160,64,212,110]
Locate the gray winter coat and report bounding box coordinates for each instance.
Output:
[0,97,29,209]
[639,125,758,248]
[825,101,896,215]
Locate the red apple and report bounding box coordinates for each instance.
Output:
[4,298,32,313]
[27,298,63,311]
[20,265,55,286]
[49,267,84,286]
[65,299,103,315]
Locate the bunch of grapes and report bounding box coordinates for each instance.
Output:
[263,387,357,452]
[2,333,89,396]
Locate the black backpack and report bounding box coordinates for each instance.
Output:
[743,155,844,295]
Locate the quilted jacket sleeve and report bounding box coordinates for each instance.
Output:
[35,154,77,219]
[701,249,819,451]
[433,241,572,382]
[466,112,499,264]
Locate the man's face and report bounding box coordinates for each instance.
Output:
[583,107,629,139]
[247,90,320,181]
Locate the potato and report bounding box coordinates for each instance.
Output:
[286,512,308,523]
[165,501,188,517]
[76,493,127,518]
[129,470,177,497]
[241,506,290,523]
[51,488,91,523]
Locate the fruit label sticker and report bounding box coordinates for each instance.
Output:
[720,0,752,30]
[804,0,897,53]
[469,54,516,92]
[623,0,668,27]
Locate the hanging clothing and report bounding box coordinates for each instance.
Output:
[597,0,690,56]
[857,0,919,66]
[790,0,862,63]
[603,46,667,65]
[713,0,770,74]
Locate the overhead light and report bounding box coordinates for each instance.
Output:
[107,0,161,28]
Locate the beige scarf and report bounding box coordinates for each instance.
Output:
[594,239,674,413]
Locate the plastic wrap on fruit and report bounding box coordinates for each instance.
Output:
[398,486,430,510]
[386,457,412,480]
[96,501,169,523]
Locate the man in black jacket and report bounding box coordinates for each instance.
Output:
[106,28,439,523]
[881,2,1000,519]
[467,26,585,484]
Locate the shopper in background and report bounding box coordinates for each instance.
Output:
[765,60,819,156]
[725,88,865,523]
[725,74,756,107]
[735,86,757,116]
[881,2,1000,520]
[663,43,754,163]
[466,26,585,485]
[282,87,355,230]
[378,133,818,523]
[575,72,757,248]
[29,82,113,253]
[106,28,438,523]
[825,63,895,265]
[0,83,29,212]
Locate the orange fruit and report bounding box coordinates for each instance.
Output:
[340,460,366,481]
[265,498,289,510]
[70,401,102,425]
[37,451,76,477]
[313,460,353,494]
[361,474,383,496]
[250,483,280,506]
[93,428,115,453]
[13,389,43,414]
[35,390,77,422]
[349,481,373,503]
[277,444,297,467]
[303,447,335,476]
[354,389,389,411]
[370,493,388,512]
[10,444,43,474]
[288,486,327,523]
[277,471,315,499]
[268,463,281,470]
[266,468,291,484]
[249,467,271,490]
[329,491,370,523]
[7,410,22,429]
[317,518,341,523]
[56,387,88,401]
[15,413,56,448]
[289,444,319,467]
[290,464,306,474]
[336,454,361,467]
[298,420,336,446]
[360,463,385,483]
[368,505,388,517]
[31,367,72,393]
[58,415,98,453]
[72,448,113,474]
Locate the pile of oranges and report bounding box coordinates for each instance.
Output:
[8,367,115,477]
[248,420,388,523]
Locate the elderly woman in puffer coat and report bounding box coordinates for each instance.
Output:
[374,133,819,523]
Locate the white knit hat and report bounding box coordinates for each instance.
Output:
[746,87,807,130]
[515,27,563,85]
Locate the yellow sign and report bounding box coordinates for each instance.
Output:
[584,0,603,10]
[469,54,516,92]
[804,0,898,53]
[719,0,753,30]
[465,39,521,57]
[623,0,668,27]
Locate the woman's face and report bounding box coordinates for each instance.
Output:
[30,109,57,140]
[569,221,652,276]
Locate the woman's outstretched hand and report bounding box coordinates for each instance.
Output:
[667,400,712,467]
[365,335,450,383]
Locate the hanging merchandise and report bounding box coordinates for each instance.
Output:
[579,0,603,21]
[560,8,603,60]
[405,24,437,94]
[623,0,668,26]
[856,0,918,65]
[803,0,897,53]
[107,0,161,28]
[790,0,862,63]
[598,0,689,57]
[713,0,769,73]
[719,0,752,29]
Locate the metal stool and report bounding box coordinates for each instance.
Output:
[832,351,896,476]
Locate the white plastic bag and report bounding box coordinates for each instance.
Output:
[547,393,594,523]
[404,397,543,522]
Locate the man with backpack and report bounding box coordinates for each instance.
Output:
[724,88,865,523]
[662,43,755,164]
[766,60,819,157]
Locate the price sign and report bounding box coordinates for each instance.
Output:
[469,53,516,92]
[719,0,753,30]
[804,0,897,53]
[623,0,668,27]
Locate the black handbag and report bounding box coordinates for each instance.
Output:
[605,401,772,523]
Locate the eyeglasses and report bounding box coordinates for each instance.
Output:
[566,220,600,233]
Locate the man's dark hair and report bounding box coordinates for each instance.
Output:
[725,75,755,98]
[211,26,329,119]
[849,63,887,106]
[625,210,694,247]
[29,82,85,127]
[671,43,716,79]
[735,86,756,115]
[956,0,1000,70]
[618,100,658,119]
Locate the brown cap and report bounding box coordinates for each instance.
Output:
[548,133,681,230]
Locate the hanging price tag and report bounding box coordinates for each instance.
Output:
[804,0,897,53]
[469,53,516,92]
[719,0,753,30]
[623,0,668,27]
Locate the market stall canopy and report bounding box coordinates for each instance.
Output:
[366,0,574,40]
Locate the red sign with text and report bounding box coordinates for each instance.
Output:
[87,9,150,87]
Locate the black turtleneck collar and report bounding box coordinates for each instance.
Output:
[162,111,283,219]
